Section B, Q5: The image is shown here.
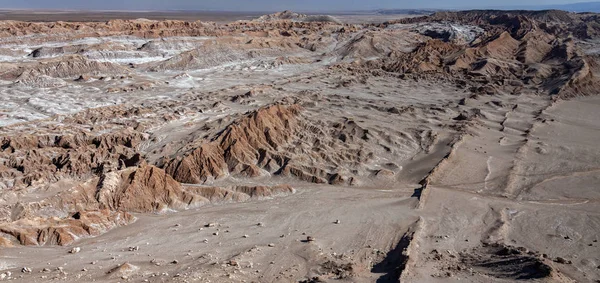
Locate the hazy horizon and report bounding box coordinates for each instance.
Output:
[0,0,596,12]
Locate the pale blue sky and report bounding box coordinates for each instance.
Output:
[0,0,591,11]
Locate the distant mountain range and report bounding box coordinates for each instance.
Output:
[503,1,600,12]
[374,9,441,15]
[375,1,600,15]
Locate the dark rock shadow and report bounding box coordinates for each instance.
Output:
[411,188,422,200]
[371,231,413,283]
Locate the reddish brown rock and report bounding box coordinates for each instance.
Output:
[0,210,134,246]
[96,165,206,213]
[165,104,302,184]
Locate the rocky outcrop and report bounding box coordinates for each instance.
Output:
[185,184,295,203]
[165,104,302,183]
[367,12,600,98]
[334,30,422,61]
[107,262,140,279]
[0,163,296,246]
[95,165,204,213]
[0,100,303,247]
[164,104,374,186]
[0,210,134,246]
[254,10,342,24]
[0,129,147,191]
[146,38,305,71]
[8,55,129,83]
[0,18,344,41]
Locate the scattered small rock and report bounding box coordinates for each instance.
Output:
[69,247,81,254]
[554,257,572,264]
[0,272,8,280]
[228,260,238,266]
[21,267,32,273]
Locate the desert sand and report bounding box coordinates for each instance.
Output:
[0,9,599,282]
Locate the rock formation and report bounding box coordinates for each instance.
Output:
[0,210,133,246]
[377,10,600,98]
[165,104,302,183]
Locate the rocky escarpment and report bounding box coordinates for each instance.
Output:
[0,129,147,191]
[0,18,350,40]
[164,103,377,186]
[145,38,307,71]
[254,10,342,24]
[392,10,598,39]
[0,164,295,246]
[368,11,600,98]
[2,55,130,85]
[0,210,133,246]
[0,103,301,247]
[165,104,303,183]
